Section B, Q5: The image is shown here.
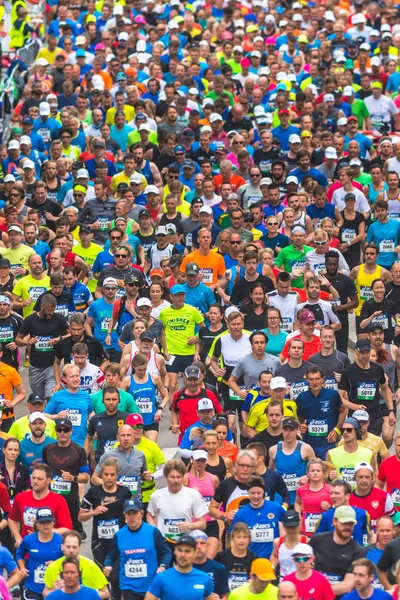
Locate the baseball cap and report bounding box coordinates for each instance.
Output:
[289,134,301,144]
[186,262,199,276]
[126,413,145,427]
[298,310,316,324]
[210,113,223,123]
[28,393,45,404]
[199,205,213,215]
[197,398,213,410]
[20,136,31,146]
[292,543,314,556]
[36,508,55,522]
[76,49,85,57]
[155,226,168,236]
[22,160,35,170]
[250,559,276,581]
[22,116,33,125]
[55,418,73,430]
[282,510,300,527]
[103,277,118,287]
[76,169,89,179]
[352,409,370,422]
[344,192,356,202]
[174,145,185,154]
[325,147,338,159]
[176,534,196,548]
[270,376,287,390]
[343,417,360,431]
[139,209,151,219]
[4,174,15,183]
[184,365,201,379]
[79,226,92,234]
[183,159,195,169]
[137,298,152,308]
[29,411,46,423]
[93,139,106,148]
[150,268,164,278]
[189,529,208,540]
[8,226,23,234]
[286,176,299,185]
[39,102,51,116]
[282,417,299,429]
[182,128,195,138]
[170,284,186,295]
[144,185,159,195]
[139,331,153,341]
[337,117,348,127]
[323,93,335,102]
[8,140,19,150]
[0,295,10,305]
[334,505,357,524]
[354,461,374,474]
[355,339,371,351]
[192,450,208,461]
[123,498,143,512]
[139,124,151,132]
[349,159,361,167]
[278,108,289,116]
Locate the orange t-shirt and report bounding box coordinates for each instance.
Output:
[281,333,322,361]
[181,250,226,286]
[213,173,246,193]
[217,440,239,463]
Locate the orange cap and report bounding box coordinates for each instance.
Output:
[250,559,276,581]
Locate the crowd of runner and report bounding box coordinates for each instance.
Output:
[3,0,400,599]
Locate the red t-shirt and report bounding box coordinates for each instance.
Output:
[171,388,223,442]
[350,487,394,530]
[326,179,363,202]
[284,570,335,600]
[0,481,11,514]
[281,334,322,361]
[46,250,76,268]
[297,483,332,536]
[377,455,400,510]
[112,297,137,319]
[9,489,73,538]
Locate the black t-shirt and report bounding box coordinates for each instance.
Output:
[42,441,88,499]
[339,362,386,418]
[190,148,216,165]
[135,229,157,252]
[386,281,400,307]
[324,273,358,325]
[308,350,351,382]
[159,213,183,229]
[215,548,259,591]
[339,210,365,254]
[230,275,274,306]
[54,334,109,367]
[377,538,400,585]
[250,431,284,467]
[240,304,268,332]
[26,198,63,231]
[276,361,314,401]
[253,148,280,174]
[88,410,129,462]
[34,291,73,319]
[360,297,397,343]
[213,477,249,513]
[19,313,68,368]
[81,483,132,545]
[198,324,227,363]
[309,532,363,587]
[119,318,163,345]
[97,266,146,290]
[0,314,23,369]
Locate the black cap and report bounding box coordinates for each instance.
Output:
[176,534,196,548]
[123,498,143,512]
[282,417,299,429]
[28,393,45,405]
[368,322,384,331]
[139,331,154,341]
[36,507,55,522]
[125,274,139,284]
[55,418,73,430]
[139,209,151,219]
[72,161,83,170]
[0,259,11,268]
[79,225,92,234]
[186,262,199,276]
[344,192,356,202]
[355,339,371,351]
[282,510,300,527]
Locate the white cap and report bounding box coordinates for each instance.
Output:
[29,411,46,423]
[76,35,87,45]
[289,134,301,144]
[354,461,374,474]
[118,32,129,41]
[36,57,49,66]
[39,102,51,116]
[260,177,272,186]
[292,14,302,21]
[292,543,314,556]
[144,185,159,194]
[279,19,288,26]
[325,147,338,159]
[323,93,335,102]
[233,45,243,53]
[113,4,123,14]
[4,174,15,183]
[224,306,241,319]
[103,277,118,287]
[254,106,266,117]
[344,85,355,96]
[370,28,380,36]
[22,160,35,170]
[265,15,275,23]
[359,42,371,51]
[286,175,299,184]
[137,297,152,307]
[353,12,366,23]
[270,376,287,390]
[276,71,287,82]
[155,226,168,236]
[305,84,318,95]
[136,39,146,52]
[324,10,335,20]
[200,125,212,134]
[349,158,361,166]
[139,123,151,132]
[130,174,142,184]
[197,398,214,411]
[19,135,31,145]
[336,55,346,63]
[8,140,20,150]
[251,50,262,58]
[76,168,89,179]
[202,98,214,108]
[199,205,213,214]
[382,31,392,39]
[370,56,381,66]
[254,36,265,43]
[210,112,223,123]
[381,23,391,32]
[192,449,208,460]
[337,117,348,126]
[168,20,179,29]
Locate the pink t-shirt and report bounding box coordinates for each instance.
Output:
[297,483,332,536]
[284,570,335,600]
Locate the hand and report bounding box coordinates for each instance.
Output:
[103,567,112,578]
[61,470,74,482]
[14,535,22,548]
[57,410,69,419]
[142,470,152,481]
[44,212,55,221]
[54,578,65,591]
[318,274,330,287]
[338,243,348,253]
[13,266,26,276]
[373,311,382,318]
[164,353,170,362]
[91,222,101,229]
[105,334,111,346]
[292,267,305,279]
[49,338,60,346]
[5,342,17,350]
[326,429,338,443]
[28,336,38,346]
[194,353,200,362]
[298,475,309,485]
[23,298,33,306]
[19,566,29,578]
[299,421,308,434]
[333,371,341,382]
[3,400,12,409]
[171,424,179,434]
[187,336,197,345]
[156,566,166,574]
[235,389,247,400]
[154,409,163,423]
[329,469,338,481]
[52,384,61,393]
[213,367,226,377]
[225,509,237,521]
[320,501,331,511]
[92,505,108,516]
[389,412,396,426]
[178,522,193,532]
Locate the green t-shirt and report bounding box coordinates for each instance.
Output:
[351,98,370,128]
[91,388,139,414]
[158,303,203,355]
[135,437,165,503]
[73,242,103,293]
[275,244,313,288]
[205,89,235,106]
[355,173,372,186]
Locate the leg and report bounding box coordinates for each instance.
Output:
[44,366,56,400]
[205,520,220,558]
[144,429,158,442]
[28,366,46,398]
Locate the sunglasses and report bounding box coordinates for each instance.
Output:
[268,221,279,226]
[115,254,129,258]
[230,240,241,244]
[169,175,179,179]
[10,193,20,197]
[294,556,311,563]
[111,237,122,241]
[56,427,70,433]
[342,427,355,433]
[104,287,117,291]
[73,193,84,198]
[126,282,139,287]
[314,241,327,246]
[131,425,144,430]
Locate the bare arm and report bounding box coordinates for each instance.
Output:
[331,573,355,596]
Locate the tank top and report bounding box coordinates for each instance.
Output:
[368,183,387,205]
[275,441,307,504]
[186,471,215,521]
[277,534,309,579]
[206,455,227,482]
[140,160,154,185]
[355,264,382,316]
[384,191,400,221]
[127,345,159,378]
[328,444,373,488]
[128,373,158,426]
[293,211,307,230]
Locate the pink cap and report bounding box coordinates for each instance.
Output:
[95,43,105,51]
[241,57,251,68]
[222,31,233,40]
[266,37,276,44]
[126,413,144,426]
[135,15,146,23]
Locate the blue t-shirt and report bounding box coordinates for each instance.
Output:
[44,586,100,600]
[386,72,400,94]
[271,125,299,152]
[296,388,341,448]
[182,282,215,316]
[343,133,372,158]
[148,567,213,600]
[306,203,336,226]
[0,546,17,573]
[366,218,400,269]
[92,250,114,273]
[46,390,93,447]
[87,297,118,350]
[67,282,92,313]
[194,559,229,597]
[230,500,285,558]
[16,532,63,594]
[315,506,370,545]
[19,436,55,471]
[342,589,392,600]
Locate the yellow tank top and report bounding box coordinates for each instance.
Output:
[328,444,373,488]
[355,263,382,316]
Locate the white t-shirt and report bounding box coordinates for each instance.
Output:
[331,186,370,214]
[364,94,399,129]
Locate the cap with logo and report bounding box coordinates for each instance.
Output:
[55,418,73,430]
[355,339,371,351]
[184,365,201,379]
[352,409,370,422]
[136,298,152,308]
[270,376,287,390]
[126,413,144,427]
[186,263,199,276]
[36,508,55,522]
[123,498,143,512]
[282,510,300,527]
[197,398,213,411]
[0,295,10,305]
[28,393,45,405]
[298,310,316,324]
[155,226,168,236]
[176,534,196,548]
[281,417,299,429]
[103,277,118,287]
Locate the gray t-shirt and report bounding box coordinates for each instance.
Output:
[95,447,147,500]
[232,352,281,389]
[308,350,351,392]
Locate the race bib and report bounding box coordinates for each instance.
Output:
[281,317,293,333]
[118,475,138,494]
[185,232,193,247]
[339,467,356,486]
[37,127,51,142]
[103,440,117,452]
[34,565,46,584]
[98,217,109,231]
[379,239,395,253]
[342,229,356,243]
[29,286,46,301]
[229,574,248,591]
[291,260,305,271]
[251,526,274,543]
[137,399,152,413]
[98,518,119,539]
[324,574,342,583]
[282,474,299,492]
[68,410,82,426]
[101,317,111,333]
[305,513,320,533]
[0,325,13,343]
[313,263,326,276]
[325,378,338,391]
[199,268,213,284]
[125,560,148,578]
[23,507,37,527]
[357,383,376,401]
[203,495,212,509]
[55,304,69,318]
[51,475,71,495]
[164,518,184,540]
[360,286,374,302]
[308,419,328,436]
[392,488,400,506]
[372,314,389,330]
[289,381,308,400]
[229,387,246,402]
[35,336,52,352]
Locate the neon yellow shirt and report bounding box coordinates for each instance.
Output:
[2,246,35,279]
[9,414,56,440]
[110,171,147,193]
[13,274,50,317]
[134,436,165,503]
[44,556,108,590]
[73,243,103,293]
[158,303,203,355]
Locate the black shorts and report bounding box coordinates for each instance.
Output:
[165,354,195,374]
[121,592,144,600]
[24,590,43,600]
[219,383,244,416]
[356,315,364,336]
[144,422,159,432]
[369,413,383,436]
[205,519,219,539]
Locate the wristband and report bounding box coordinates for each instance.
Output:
[334,427,341,435]
[389,409,395,413]
[327,282,332,287]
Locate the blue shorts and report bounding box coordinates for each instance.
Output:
[165,354,195,374]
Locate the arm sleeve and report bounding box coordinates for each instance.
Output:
[154,527,173,566]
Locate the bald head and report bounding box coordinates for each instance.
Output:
[278,581,298,600]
